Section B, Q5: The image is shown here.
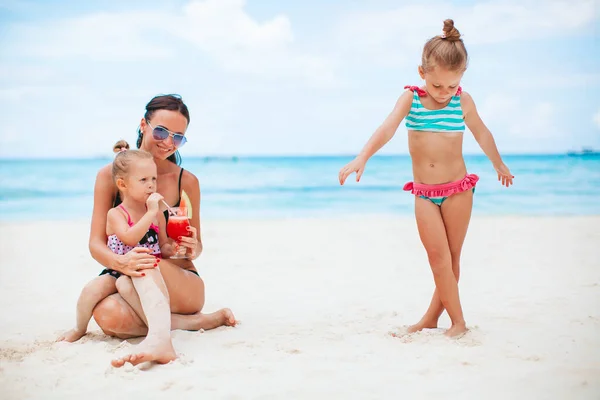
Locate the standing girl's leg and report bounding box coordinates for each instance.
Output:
[440,189,473,336]
[408,197,466,336]
[407,190,473,336]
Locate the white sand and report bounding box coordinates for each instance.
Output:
[1,216,599,399]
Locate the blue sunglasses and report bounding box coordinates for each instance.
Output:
[147,121,187,148]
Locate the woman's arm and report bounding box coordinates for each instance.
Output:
[89,166,123,270]
[181,170,203,257]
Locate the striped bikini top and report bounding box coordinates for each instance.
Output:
[404,85,465,133]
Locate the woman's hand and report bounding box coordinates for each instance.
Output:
[495,163,514,188]
[177,225,200,260]
[117,247,159,277]
[339,156,367,185]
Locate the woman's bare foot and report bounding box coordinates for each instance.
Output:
[176,308,237,331]
[56,328,86,343]
[406,319,438,334]
[111,334,176,368]
[445,323,468,338]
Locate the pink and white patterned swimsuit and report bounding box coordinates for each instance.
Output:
[107,205,162,257]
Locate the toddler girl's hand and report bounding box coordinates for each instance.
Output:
[495,163,514,187]
[146,193,164,214]
[339,156,367,185]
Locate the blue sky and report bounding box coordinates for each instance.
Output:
[1,0,599,158]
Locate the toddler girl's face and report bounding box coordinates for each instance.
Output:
[124,159,158,202]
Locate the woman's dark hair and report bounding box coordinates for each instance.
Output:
[136,94,190,165]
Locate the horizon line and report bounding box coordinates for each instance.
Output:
[0,151,594,162]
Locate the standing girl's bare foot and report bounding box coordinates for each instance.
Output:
[444,322,468,338]
[111,334,176,367]
[406,318,438,334]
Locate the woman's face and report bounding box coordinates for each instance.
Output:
[139,109,188,160]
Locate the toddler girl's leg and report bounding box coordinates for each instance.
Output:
[111,267,176,367]
[408,190,473,334]
[411,197,466,336]
[57,274,117,342]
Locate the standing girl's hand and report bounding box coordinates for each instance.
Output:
[495,163,514,187]
[146,193,164,215]
[339,156,367,185]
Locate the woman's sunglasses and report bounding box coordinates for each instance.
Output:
[147,121,187,148]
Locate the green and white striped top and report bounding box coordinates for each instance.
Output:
[404,86,465,133]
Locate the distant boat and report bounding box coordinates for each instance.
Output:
[567,147,600,156]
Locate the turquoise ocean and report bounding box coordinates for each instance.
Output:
[1,154,599,221]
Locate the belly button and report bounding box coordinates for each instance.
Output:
[429,163,434,168]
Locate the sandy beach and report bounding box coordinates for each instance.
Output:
[1,216,599,399]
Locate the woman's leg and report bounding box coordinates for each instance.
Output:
[407,191,473,336]
[115,274,235,332]
[93,260,235,340]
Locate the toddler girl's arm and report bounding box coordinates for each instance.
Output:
[107,193,164,247]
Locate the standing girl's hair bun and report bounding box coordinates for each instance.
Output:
[442,19,461,42]
[421,18,468,72]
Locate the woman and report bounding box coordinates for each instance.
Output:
[90,94,236,366]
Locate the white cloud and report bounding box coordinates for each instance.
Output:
[4,0,336,85]
[7,11,174,60]
[593,108,600,129]
[333,0,599,66]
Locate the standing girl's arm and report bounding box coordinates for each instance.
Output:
[89,166,157,277]
[461,92,514,187]
[339,90,413,185]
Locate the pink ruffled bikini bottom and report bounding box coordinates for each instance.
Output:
[403,174,479,206]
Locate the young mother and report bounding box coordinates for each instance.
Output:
[90,94,235,365]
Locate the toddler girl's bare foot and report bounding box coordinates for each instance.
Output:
[406,319,438,334]
[445,323,468,338]
[111,335,176,368]
[56,328,86,343]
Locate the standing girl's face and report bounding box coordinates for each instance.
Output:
[419,65,464,105]
[118,159,158,203]
[139,109,189,161]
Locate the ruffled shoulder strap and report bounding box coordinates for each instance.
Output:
[404,85,427,97]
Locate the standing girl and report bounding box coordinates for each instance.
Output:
[339,20,513,337]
